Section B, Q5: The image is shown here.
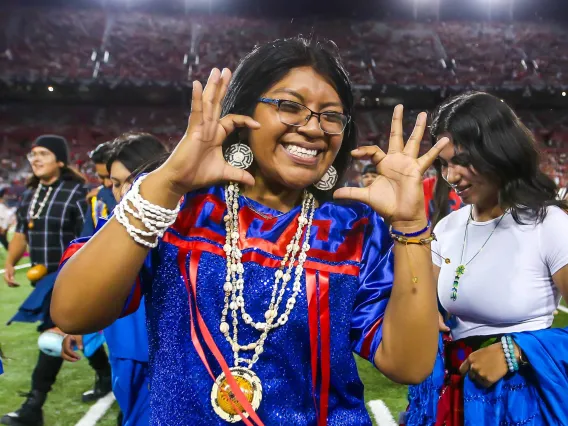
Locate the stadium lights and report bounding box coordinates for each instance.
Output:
[563,92,567,97]
[48,86,54,92]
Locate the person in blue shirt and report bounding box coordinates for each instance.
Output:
[61,133,168,426]
[81,142,117,237]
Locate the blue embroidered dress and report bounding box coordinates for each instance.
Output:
[65,185,395,425]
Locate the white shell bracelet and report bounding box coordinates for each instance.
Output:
[114,174,181,248]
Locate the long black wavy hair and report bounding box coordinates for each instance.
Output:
[430,91,566,225]
[220,36,358,201]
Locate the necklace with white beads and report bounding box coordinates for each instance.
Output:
[210,182,315,423]
[27,184,53,229]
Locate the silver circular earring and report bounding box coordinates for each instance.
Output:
[225,142,254,169]
[314,165,338,191]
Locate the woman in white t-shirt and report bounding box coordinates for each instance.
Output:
[405,92,568,426]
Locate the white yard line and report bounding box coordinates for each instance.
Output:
[75,393,115,426]
[0,263,31,274]
[557,304,568,314]
[368,399,398,426]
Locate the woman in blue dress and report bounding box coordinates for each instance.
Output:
[61,133,168,426]
[51,37,449,425]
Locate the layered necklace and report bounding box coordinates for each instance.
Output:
[451,206,507,301]
[210,183,315,423]
[27,184,53,229]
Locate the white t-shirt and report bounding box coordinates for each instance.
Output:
[0,203,15,230]
[432,205,568,340]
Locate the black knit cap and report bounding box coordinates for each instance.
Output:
[32,135,70,165]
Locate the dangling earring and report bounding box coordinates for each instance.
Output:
[225,141,254,169]
[314,165,338,191]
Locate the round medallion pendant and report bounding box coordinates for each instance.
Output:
[211,367,262,423]
[28,220,34,230]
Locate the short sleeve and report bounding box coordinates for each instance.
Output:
[350,210,394,364]
[59,216,156,317]
[72,186,88,237]
[540,207,568,275]
[431,219,446,267]
[15,195,28,234]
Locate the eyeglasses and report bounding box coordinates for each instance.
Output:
[258,98,350,135]
[27,151,54,162]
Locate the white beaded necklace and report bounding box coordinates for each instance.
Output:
[210,182,315,423]
[27,184,53,229]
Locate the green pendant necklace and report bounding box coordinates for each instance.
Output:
[451,207,507,301]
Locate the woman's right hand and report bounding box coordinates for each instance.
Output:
[4,264,18,287]
[61,334,83,362]
[157,68,260,197]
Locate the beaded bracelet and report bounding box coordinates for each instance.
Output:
[501,335,519,373]
[390,232,437,245]
[390,220,431,237]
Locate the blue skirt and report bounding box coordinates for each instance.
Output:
[110,357,150,426]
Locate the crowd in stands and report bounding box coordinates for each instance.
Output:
[1,105,566,193]
[1,7,568,86]
[0,7,566,193]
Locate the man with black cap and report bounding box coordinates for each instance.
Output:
[2,135,112,426]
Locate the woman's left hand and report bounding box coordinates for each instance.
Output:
[334,105,449,228]
[459,342,515,388]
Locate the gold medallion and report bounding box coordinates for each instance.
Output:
[28,220,34,229]
[211,367,262,423]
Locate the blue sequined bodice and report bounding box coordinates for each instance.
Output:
[135,186,394,425]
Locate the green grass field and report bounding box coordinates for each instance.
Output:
[0,247,566,425]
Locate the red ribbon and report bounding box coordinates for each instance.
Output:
[163,232,360,276]
[305,269,331,426]
[435,374,464,426]
[178,249,264,426]
[318,271,331,426]
[306,270,320,420]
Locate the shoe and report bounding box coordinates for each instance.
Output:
[82,372,112,403]
[0,390,46,426]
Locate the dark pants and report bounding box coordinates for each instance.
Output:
[0,232,8,250]
[31,346,111,393]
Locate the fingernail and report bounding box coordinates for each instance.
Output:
[352,148,360,152]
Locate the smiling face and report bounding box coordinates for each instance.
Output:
[436,133,500,207]
[28,147,63,182]
[247,66,345,190]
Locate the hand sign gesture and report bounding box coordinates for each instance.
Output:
[334,105,449,227]
[159,68,260,196]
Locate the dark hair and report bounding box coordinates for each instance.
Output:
[89,141,115,165]
[106,132,168,179]
[430,91,565,224]
[362,164,377,176]
[27,166,86,189]
[0,188,6,198]
[431,167,451,228]
[220,36,357,201]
